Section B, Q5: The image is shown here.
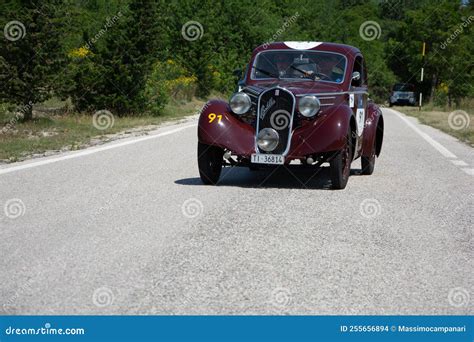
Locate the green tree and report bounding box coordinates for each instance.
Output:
[0,0,65,121]
[391,0,473,105]
[69,0,162,115]
[162,0,281,97]
[331,1,397,101]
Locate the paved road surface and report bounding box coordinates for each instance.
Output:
[0,108,472,314]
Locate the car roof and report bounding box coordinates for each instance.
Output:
[253,41,361,57]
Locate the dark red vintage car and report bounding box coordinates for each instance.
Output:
[197,41,384,189]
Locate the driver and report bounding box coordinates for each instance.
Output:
[317,55,344,82]
[290,59,318,79]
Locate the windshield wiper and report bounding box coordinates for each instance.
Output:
[252,66,279,79]
[289,65,314,79]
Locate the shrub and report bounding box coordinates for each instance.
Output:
[143,63,169,116]
[65,0,160,116]
[433,83,449,107]
[144,60,197,115]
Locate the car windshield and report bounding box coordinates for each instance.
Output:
[393,84,415,92]
[251,50,346,83]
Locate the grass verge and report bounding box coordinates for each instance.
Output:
[394,104,473,147]
[0,98,206,162]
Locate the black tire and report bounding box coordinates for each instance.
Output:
[198,142,223,185]
[330,130,353,190]
[361,138,376,175]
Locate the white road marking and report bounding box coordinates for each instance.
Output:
[390,109,457,159]
[461,168,474,176]
[451,160,468,166]
[0,124,196,175]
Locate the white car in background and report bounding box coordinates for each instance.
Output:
[389,83,416,106]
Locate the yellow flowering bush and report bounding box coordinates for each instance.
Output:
[165,75,197,101]
[144,60,197,115]
[68,46,92,58]
[434,82,449,107]
[206,62,237,92]
[439,83,449,93]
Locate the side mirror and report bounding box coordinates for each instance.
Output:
[352,71,361,81]
[233,68,242,79]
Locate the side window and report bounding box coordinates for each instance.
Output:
[351,56,363,87]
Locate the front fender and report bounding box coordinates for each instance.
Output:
[289,105,353,157]
[362,103,383,157]
[197,100,255,156]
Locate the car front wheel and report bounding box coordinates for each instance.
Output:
[198,142,223,185]
[330,130,353,190]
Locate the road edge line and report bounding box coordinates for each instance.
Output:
[0,123,197,175]
[387,108,457,159]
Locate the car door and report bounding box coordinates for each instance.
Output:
[349,55,368,157]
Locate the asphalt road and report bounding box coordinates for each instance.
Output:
[0,108,472,315]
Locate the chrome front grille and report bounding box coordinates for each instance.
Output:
[256,87,295,155]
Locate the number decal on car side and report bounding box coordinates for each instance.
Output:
[356,108,365,135]
[208,113,222,124]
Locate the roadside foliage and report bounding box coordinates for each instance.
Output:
[0,0,473,119]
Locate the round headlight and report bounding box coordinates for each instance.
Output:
[257,128,279,152]
[298,95,320,118]
[229,92,251,115]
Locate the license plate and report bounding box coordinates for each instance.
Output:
[251,154,284,165]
